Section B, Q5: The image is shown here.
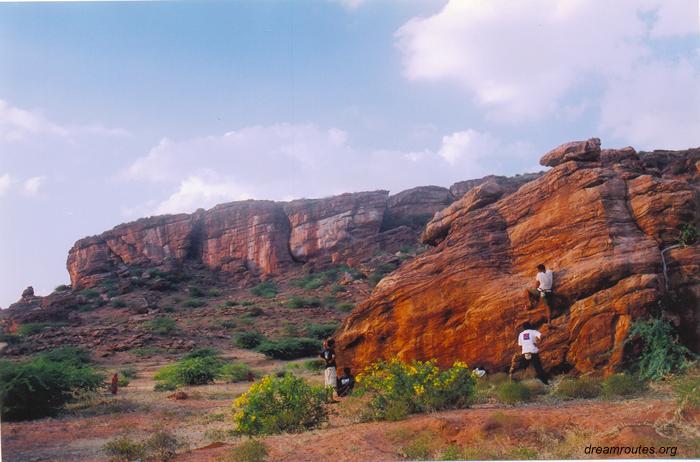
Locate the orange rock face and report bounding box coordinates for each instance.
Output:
[335,141,699,375]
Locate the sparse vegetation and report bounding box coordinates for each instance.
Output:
[154,355,222,390]
[255,337,321,360]
[54,284,71,292]
[147,317,177,335]
[627,318,695,381]
[234,332,267,349]
[111,299,128,308]
[250,281,279,298]
[678,223,698,247]
[367,262,398,287]
[103,429,181,462]
[400,430,440,460]
[496,381,532,404]
[182,298,206,308]
[283,295,321,309]
[233,374,328,435]
[220,362,253,383]
[357,359,476,420]
[16,321,67,337]
[224,439,269,462]
[336,302,354,312]
[601,373,643,398]
[553,376,601,399]
[305,322,339,339]
[188,286,206,298]
[80,288,101,299]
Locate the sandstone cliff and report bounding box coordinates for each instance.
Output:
[335,140,699,375]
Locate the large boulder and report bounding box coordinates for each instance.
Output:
[383,186,454,231]
[335,142,699,376]
[540,138,601,167]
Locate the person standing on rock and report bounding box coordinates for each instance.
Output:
[524,264,554,322]
[510,322,549,384]
[320,338,337,399]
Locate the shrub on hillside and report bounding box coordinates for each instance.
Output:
[367,263,398,287]
[154,356,222,390]
[553,377,601,399]
[304,322,339,339]
[250,281,279,298]
[357,359,476,420]
[626,318,695,381]
[225,439,268,462]
[283,296,321,309]
[601,373,644,398]
[291,267,344,291]
[234,332,266,349]
[255,338,321,360]
[233,374,328,435]
[103,429,181,462]
[220,363,253,383]
[17,322,67,337]
[182,298,206,308]
[147,317,177,335]
[54,284,71,292]
[336,302,354,313]
[496,381,532,404]
[0,350,103,420]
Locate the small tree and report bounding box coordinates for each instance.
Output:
[626,319,695,381]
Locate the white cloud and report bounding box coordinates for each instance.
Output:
[22,175,47,197]
[0,99,128,142]
[395,0,698,133]
[154,175,252,215]
[125,123,537,215]
[600,59,700,150]
[0,174,13,197]
[0,99,67,141]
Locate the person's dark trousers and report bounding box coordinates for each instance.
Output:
[528,353,549,384]
[510,353,549,384]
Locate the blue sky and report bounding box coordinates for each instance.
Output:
[0,0,698,307]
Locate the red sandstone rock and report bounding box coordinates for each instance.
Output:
[384,186,454,231]
[336,143,699,375]
[539,138,601,167]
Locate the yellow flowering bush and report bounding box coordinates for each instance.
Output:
[232,373,328,435]
[356,358,476,420]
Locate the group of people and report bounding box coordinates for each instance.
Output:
[320,338,355,398]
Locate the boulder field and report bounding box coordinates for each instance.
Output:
[335,140,699,375]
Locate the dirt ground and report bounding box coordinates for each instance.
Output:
[2,349,699,462]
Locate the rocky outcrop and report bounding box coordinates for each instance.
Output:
[283,191,389,265]
[449,173,542,199]
[335,141,699,375]
[382,186,454,231]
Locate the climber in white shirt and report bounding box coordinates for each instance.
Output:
[524,263,554,322]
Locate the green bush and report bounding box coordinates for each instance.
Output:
[250,281,279,298]
[627,318,694,381]
[111,299,128,308]
[304,322,339,339]
[17,322,67,336]
[103,436,146,461]
[521,378,547,395]
[291,267,345,291]
[256,338,321,360]
[154,356,222,389]
[0,352,103,420]
[553,377,601,399]
[357,359,476,420]
[147,317,177,335]
[233,374,328,435]
[80,288,101,299]
[54,284,71,292]
[330,284,347,294]
[302,359,325,371]
[103,429,180,462]
[182,298,206,308]
[678,223,698,247]
[40,346,92,365]
[367,263,398,287]
[672,369,700,411]
[496,381,532,404]
[234,332,267,349]
[225,439,268,462]
[283,296,321,309]
[336,302,355,313]
[225,300,240,307]
[601,373,643,398]
[220,363,253,383]
[206,288,222,297]
[120,366,138,379]
[188,286,206,298]
[220,319,237,329]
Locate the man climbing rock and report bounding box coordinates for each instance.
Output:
[524,263,554,322]
[509,322,549,384]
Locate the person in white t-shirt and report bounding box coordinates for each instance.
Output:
[509,322,549,384]
[524,264,554,322]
